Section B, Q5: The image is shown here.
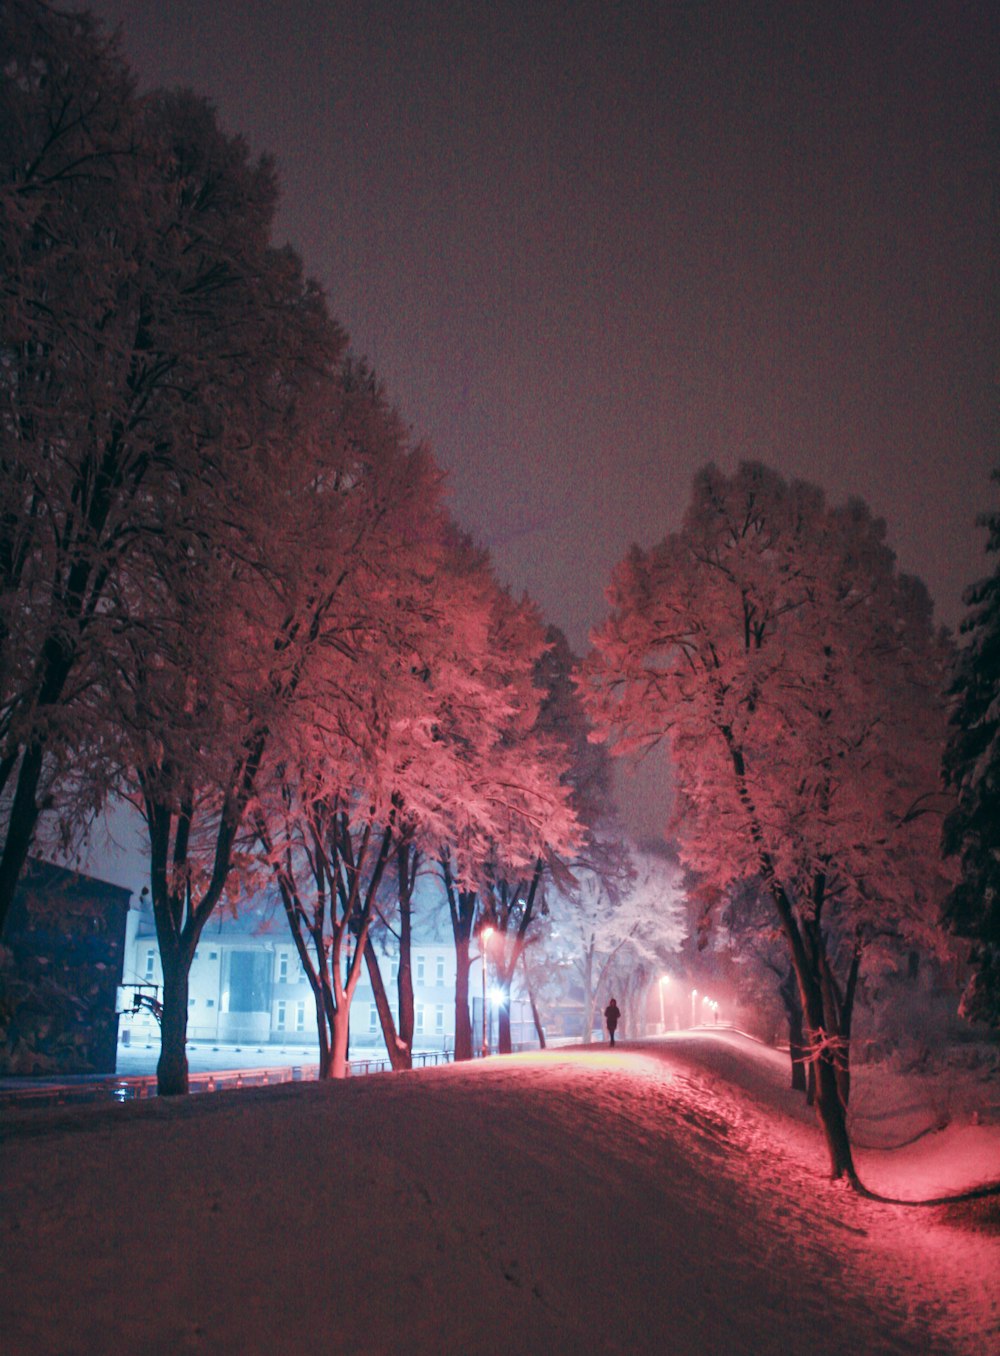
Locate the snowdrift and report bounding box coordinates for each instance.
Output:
[1,1030,996,1355]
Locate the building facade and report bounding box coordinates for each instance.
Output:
[1,860,132,1075]
[118,895,535,1056]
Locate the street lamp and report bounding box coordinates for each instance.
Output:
[658,975,670,1033]
[481,925,494,1058]
[691,988,698,1027]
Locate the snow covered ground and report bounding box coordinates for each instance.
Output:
[1,1030,997,1355]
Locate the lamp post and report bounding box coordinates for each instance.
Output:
[658,975,670,1033]
[481,925,493,1058]
[691,988,698,1027]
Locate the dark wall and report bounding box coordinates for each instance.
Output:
[0,860,131,1076]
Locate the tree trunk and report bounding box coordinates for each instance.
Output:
[724,734,860,1182]
[156,950,191,1096]
[147,839,225,1099]
[835,945,862,1109]
[581,945,595,1043]
[789,1023,808,1092]
[0,744,47,939]
[497,981,512,1054]
[493,946,516,1055]
[397,882,414,1060]
[329,1004,350,1079]
[522,954,546,1048]
[778,969,808,1093]
[799,972,855,1178]
[491,858,542,1057]
[812,1047,855,1178]
[309,951,338,1081]
[766,874,858,1180]
[454,932,473,1061]
[364,936,408,1071]
[441,857,476,1062]
[324,815,395,1079]
[314,981,334,1080]
[0,636,78,936]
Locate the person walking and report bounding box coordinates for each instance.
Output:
[604,997,621,1046]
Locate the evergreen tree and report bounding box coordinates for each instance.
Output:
[942,468,1000,1026]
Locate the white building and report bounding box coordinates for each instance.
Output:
[118,894,532,1055]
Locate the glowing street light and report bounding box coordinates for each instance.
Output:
[481,925,494,1058]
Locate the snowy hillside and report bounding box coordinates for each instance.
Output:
[1,1031,997,1355]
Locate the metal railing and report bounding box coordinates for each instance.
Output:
[0,1048,454,1109]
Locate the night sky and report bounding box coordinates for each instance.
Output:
[84,0,995,653]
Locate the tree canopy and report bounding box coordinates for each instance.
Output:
[582,461,952,1179]
[0,2,586,1092]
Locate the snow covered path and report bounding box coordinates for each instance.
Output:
[1,1032,997,1355]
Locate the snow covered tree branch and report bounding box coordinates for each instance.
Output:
[582,461,953,1181]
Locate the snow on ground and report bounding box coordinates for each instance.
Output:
[1,1030,997,1356]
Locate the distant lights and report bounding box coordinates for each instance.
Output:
[689,988,720,1026]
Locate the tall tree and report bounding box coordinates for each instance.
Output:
[0,7,338,934]
[311,523,562,1068]
[257,786,398,1081]
[344,529,581,1064]
[447,587,580,1058]
[1,1,141,929]
[479,625,607,1054]
[941,467,1000,1027]
[582,462,951,1182]
[718,879,812,1091]
[103,83,351,1095]
[251,467,451,1080]
[124,348,440,1095]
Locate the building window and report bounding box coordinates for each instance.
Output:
[369,1005,378,1034]
[416,956,425,985]
[278,953,289,983]
[144,948,156,979]
[227,951,270,1013]
[390,958,399,980]
[435,1005,445,1034]
[209,951,218,960]
[276,1001,286,1031]
[295,1001,305,1032]
[189,998,196,1007]
[436,956,445,986]
[206,999,215,1008]
[416,1004,425,1035]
